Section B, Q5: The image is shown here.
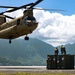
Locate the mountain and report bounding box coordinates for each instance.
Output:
[57,43,75,55]
[65,43,75,55]
[0,38,54,66]
[0,57,23,66]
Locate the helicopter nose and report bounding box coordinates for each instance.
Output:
[27,21,32,27]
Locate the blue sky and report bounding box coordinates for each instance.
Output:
[0,0,75,46]
[0,0,75,15]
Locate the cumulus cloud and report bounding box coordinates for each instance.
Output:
[4,9,23,21]
[32,9,75,46]
[4,8,75,46]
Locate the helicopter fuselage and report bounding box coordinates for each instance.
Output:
[0,0,43,43]
[0,15,38,39]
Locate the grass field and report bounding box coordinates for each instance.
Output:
[0,72,75,75]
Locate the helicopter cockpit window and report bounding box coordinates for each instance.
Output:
[25,16,36,21]
[31,17,36,21]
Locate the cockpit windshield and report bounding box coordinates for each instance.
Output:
[25,16,36,21]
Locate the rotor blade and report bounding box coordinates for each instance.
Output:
[10,3,34,11]
[33,8,66,11]
[0,0,43,14]
[0,3,33,14]
[3,15,14,19]
[29,0,43,9]
[0,6,18,8]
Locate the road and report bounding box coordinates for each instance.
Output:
[0,66,75,74]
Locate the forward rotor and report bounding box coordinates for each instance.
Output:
[0,0,43,19]
[0,0,65,19]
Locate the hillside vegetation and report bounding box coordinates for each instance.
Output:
[0,38,54,66]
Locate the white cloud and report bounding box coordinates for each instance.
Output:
[33,9,75,46]
[4,9,75,46]
[4,9,23,21]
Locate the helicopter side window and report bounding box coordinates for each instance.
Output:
[17,19,20,25]
[4,17,6,22]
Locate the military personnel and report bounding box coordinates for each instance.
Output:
[61,45,66,55]
[54,47,59,55]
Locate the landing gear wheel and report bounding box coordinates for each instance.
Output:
[24,36,29,40]
[9,39,11,44]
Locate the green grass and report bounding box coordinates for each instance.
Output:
[0,72,74,75]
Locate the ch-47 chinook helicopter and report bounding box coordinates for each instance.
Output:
[0,0,43,44]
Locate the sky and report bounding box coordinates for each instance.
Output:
[0,0,75,46]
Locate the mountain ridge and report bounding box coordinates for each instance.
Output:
[0,38,54,66]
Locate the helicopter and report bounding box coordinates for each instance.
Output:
[0,0,43,44]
